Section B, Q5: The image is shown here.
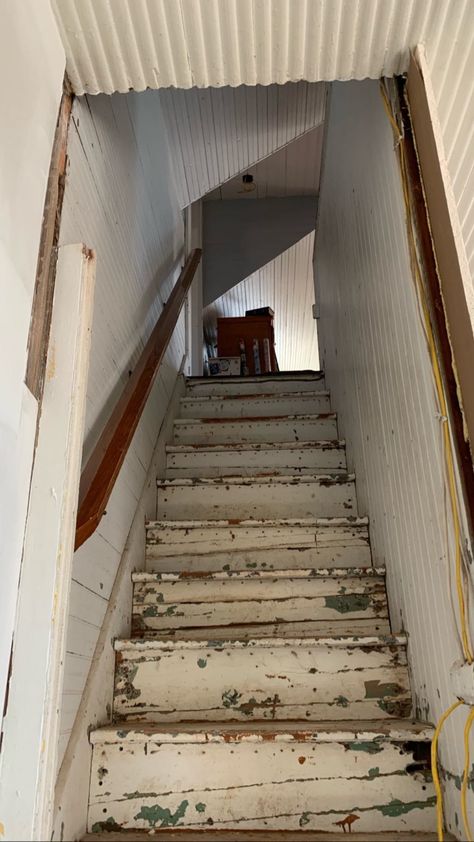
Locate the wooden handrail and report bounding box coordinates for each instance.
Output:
[75,248,202,550]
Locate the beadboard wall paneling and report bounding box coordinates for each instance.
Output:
[57,90,186,767]
[205,232,319,371]
[315,79,473,838]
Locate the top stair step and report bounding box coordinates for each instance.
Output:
[179,392,330,419]
[186,372,325,397]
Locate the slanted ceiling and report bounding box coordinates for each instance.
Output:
[204,232,319,371]
[160,82,326,208]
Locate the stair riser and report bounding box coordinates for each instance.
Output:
[173,416,338,445]
[157,479,357,521]
[89,739,435,833]
[180,394,331,419]
[146,522,371,572]
[114,643,411,722]
[186,375,326,396]
[132,576,387,635]
[134,618,392,640]
[166,444,346,478]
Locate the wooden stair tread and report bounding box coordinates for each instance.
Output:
[174,413,337,425]
[132,566,385,582]
[166,440,344,452]
[157,474,354,487]
[180,390,331,402]
[91,718,434,744]
[82,828,455,842]
[146,516,368,528]
[114,633,406,652]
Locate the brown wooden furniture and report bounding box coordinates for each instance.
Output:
[217,315,278,375]
[75,248,202,550]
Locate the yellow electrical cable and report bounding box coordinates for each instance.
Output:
[462,706,474,841]
[431,700,464,841]
[379,81,473,664]
[380,81,474,841]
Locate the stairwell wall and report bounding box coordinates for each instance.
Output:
[314,79,473,837]
[57,90,186,767]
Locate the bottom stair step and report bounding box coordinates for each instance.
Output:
[88,720,436,835]
[84,833,452,841]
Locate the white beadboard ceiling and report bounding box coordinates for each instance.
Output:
[204,231,319,371]
[52,0,464,94]
[160,82,326,208]
[205,125,324,200]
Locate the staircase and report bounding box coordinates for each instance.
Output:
[87,372,438,840]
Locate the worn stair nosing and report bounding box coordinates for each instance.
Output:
[90,718,434,746]
[132,566,385,582]
[146,516,369,529]
[186,372,324,383]
[114,633,406,653]
[83,833,452,841]
[166,439,345,453]
[174,413,337,425]
[180,390,331,403]
[157,473,356,488]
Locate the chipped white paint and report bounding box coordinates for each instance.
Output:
[314,79,473,835]
[186,373,325,396]
[132,569,388,638]
[157,474,357,521]
[88,720,435,833]
[180,391,330,419]
[174,414,338,445]
[113,635,410,723]
[166,440,346,478]
[57,89,187,768]
[146,517,371,572]
[0,246,95,841]
[52,373,186,842]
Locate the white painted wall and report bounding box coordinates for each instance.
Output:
[57,89,186,766]
[0,0,64,742]
[315,79,473,838]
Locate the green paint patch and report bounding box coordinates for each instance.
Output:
[377,697,412,717]
[368,767,380,779]
[377,797,436,817]
[299,812,311,827]
[365,680,404,699]
[222,564,230,571]
[222,689,242,708]
[195,803,206,813]
[246,562,257,568]
[347,741,384,755]
[335,695,349,707]
[197,658,207,669]
[324,593,371,614]
[91,817,122,833]
[134,800,189,828]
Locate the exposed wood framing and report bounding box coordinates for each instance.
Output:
[403,57,474,533]
[25,79,73,400]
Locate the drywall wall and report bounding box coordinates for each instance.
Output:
[205,232,319,371]
[0,0,64,775]
[315,79,473,837]
[203,197,317,305]
[56,89,186,767]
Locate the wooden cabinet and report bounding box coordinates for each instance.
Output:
[217,315,278,375]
